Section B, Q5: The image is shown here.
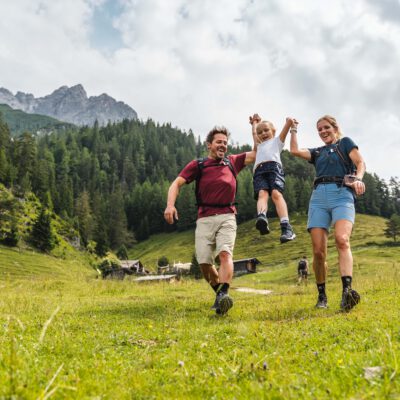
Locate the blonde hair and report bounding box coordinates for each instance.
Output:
[256,121,276,136]
[317,115,343,139]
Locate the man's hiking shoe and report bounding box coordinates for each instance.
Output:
[216,292,233,315]
[280,222,296,243]
[315,295,328,309]
[255,214,270,235]
[210,296,219,311]
[340,289,360,311]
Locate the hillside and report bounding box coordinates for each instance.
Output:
[0,244,94,280]
[129,213,391,271]
[0,103,74,136]
[1,213,399,398]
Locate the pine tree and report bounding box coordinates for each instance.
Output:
[29,208,56,252]
[384,214,400,242]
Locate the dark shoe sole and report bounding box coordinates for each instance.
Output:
[280,233,296,243]
[341,289,360,311]
[217,295,233,315]
[256,219,270,235]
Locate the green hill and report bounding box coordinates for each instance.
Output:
[129,213,392,271]
[0,103,74,136]
[1,213,399,399]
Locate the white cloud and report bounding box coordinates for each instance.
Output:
[0,0,399,180]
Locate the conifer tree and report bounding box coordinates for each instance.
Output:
[384,214,400,242]
[29,208,56,252]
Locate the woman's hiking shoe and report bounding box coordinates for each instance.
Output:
[255,214,270,235]
[315,294,328,309]
[280,222,296,243]
[340,289,360,311]
[216,292,233,315]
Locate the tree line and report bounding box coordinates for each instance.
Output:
[0,113,399,253]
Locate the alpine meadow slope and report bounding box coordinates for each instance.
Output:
[1,214,400,399]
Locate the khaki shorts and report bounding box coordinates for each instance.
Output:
[195,214,237,265]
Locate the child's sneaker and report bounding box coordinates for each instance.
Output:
[255,213,270,235]
[280,222,296,243]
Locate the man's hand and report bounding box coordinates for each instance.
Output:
[164,205,178,224]
[249,113,261,126]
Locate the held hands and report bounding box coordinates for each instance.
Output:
[287,117,298,133]
[164,205,178,224]
[249,113,261,126]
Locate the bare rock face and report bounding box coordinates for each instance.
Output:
[0,84,137,126]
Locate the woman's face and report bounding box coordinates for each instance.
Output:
[317,119,337,145]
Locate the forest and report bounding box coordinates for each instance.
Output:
[1,113,399,253]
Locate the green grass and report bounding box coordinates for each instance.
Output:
[1,215,400,399]
[131,213,389,270]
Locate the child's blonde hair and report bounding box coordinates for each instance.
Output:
[256,121,276,136]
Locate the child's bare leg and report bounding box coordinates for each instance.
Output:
[271,190,288,219]
[256,190,270,235]
[257,190,269,215]
[272,189,296,243]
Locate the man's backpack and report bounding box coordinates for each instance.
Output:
[195,157,238,208]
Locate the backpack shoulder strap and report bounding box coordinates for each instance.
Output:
[335,139,355,174]
[223,157,237,178]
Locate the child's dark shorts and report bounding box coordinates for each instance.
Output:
[253,161,285,199]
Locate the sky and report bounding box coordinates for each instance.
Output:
[1,0,400,181]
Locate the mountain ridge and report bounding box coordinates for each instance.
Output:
[0,84,137,126]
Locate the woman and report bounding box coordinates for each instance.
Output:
[290,115,366,310]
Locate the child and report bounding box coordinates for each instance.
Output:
[249,113,297,243]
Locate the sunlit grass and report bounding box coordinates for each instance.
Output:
[1,214,399,399]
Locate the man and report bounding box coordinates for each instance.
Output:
[297,255,309,285]
[164,123,257,315]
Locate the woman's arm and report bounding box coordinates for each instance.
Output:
[349,148,366,181]
[289,127,312,161]
[347,148,366,196]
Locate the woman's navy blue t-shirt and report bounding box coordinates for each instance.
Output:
[308,137,358,178]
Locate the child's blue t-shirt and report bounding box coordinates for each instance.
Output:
[308,137,358,178]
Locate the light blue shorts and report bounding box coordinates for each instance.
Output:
[307,183,355,232]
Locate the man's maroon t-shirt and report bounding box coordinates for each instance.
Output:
[179,153,247,219]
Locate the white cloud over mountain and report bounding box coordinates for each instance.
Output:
[1,0,399,180]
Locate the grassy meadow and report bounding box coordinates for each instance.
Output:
[1,214,400,399]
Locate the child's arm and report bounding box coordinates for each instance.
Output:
[249,113,262,147]
[278,117,296,143]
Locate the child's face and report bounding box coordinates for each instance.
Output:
[257,122,275,142]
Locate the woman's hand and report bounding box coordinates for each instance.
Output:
[351,179,366,196]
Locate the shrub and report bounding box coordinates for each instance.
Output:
[97,253,122,278]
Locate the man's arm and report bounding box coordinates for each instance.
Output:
[164,176,186,224]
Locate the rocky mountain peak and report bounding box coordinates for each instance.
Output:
[0,84,137,126]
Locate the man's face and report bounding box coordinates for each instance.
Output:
[208,133,228,159]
